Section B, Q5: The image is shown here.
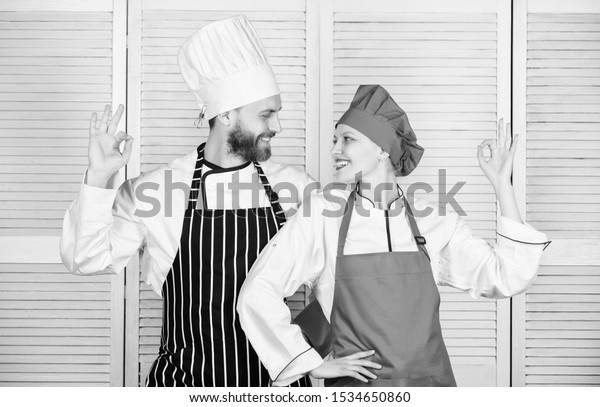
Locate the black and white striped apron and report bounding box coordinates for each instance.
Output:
[146,143,311,387]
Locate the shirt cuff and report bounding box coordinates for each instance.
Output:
[271,347,323,387]
[78,181,119,223]
[497,215,551,250]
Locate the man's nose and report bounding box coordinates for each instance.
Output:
[269,114,282,133]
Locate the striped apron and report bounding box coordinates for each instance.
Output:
[146,143,311,387]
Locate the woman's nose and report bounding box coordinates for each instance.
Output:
[330,139,343,156]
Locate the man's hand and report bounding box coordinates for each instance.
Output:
[86,104,133,188]
[309,350,382,384]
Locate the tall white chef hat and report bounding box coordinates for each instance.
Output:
[178,15,280,121]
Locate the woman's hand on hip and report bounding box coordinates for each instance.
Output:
[477,118,518,191]
[309,350,382,384]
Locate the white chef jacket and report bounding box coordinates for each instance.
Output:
[60,149,315,296]
[237,188,550,386]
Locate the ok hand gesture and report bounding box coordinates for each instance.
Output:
[477,118,518,191]
[87,104,133,188]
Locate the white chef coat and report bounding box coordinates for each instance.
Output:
[237,188,550,386]
[60,149,315,296]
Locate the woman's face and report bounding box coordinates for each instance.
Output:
[331,123,383,182]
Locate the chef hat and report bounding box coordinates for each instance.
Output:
[178,15,280,120]
[336,85,424,176]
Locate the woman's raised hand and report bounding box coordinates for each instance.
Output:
[86,104,134,188]
[309,350,382,384]
[477,118,518,191]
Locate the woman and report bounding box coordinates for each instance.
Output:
[237,85,550,387]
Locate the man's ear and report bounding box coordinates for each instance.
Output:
[216,111,232,126]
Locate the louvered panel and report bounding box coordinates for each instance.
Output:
[332,5,503,386]
[0,0,125,388]
[524,10,600,386]
[139,10,307,172]
[0,11,113,237]
[0,264,112,386]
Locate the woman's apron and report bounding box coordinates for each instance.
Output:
[326,189,456,387]
[146,143,311,387]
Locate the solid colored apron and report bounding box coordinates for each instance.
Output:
[326,189,456,387]
[146,143,310,387]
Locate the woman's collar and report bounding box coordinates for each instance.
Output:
[355,183,404,210]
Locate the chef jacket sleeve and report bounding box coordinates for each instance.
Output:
[60,177,147,276]
[237,195,326,386]
[436,214,550,299]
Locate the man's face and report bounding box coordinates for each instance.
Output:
[227,95,282,162]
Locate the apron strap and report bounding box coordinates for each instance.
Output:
[402,196,430,260]
[336,188,430,260]
[187,143,206,211]
[253,161,287,227]
[336,188,357,258]
[187,143,286,224]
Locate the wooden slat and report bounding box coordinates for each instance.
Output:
[0,11,112,235]
[523,8,600,386]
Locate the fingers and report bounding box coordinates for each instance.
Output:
[98,105,111,134]
[122,137,134,164]
[108,104,124,135]
[114,130,133,155]
[343,350,376,360]
[114,130,129,144]
[480,139,497,152]
[477,145,486,167]
[510,134,519,155]
[89,112,97,137]
[505,122,512,150]
[347,359,382,370]
[353,366,378,380]
[342,368,370,383]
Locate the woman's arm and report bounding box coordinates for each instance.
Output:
[238,195,328,385]
[434,119,550,299]
[477,119,522,223]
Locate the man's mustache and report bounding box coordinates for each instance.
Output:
[256,131,276,143]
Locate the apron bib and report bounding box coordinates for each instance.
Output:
[146,143,310,387]
[326,189,456,387]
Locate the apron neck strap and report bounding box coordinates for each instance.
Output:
[337,188,357,258]
[253,161,287,225]
[187,144,286,224]
[336,187,430,259]
[188,144,206,210]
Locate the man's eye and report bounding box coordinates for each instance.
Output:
[344,137,352,142]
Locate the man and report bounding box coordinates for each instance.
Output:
[60,16,313,387]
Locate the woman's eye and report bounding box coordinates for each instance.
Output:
[344,136,352,142]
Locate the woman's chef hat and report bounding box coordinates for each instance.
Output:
[337,85,424,176]
[178,15,280,120]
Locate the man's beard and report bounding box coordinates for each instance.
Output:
[227,122,274,162]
